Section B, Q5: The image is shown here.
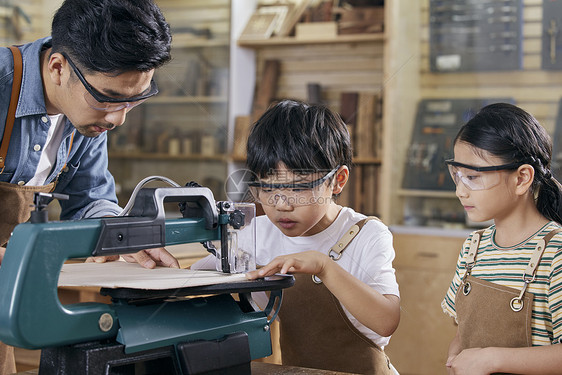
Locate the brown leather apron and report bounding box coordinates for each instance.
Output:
[0,45,68,375]
[278,218,394,374]
[454,229,561,373]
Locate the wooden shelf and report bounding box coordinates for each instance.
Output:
[398,189,457,198]
[237,33,384,48]
[109,151,227,162]
[147,96,227,104]
[172,37,229,48]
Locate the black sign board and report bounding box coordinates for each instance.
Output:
[429,0,523,72]
[402,98,515,190]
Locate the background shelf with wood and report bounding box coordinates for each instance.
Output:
[231,0,385,216]
[108,0,231,202]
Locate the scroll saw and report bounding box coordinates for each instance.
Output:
[0,179,293,374]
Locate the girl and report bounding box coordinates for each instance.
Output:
[442,103,562,374]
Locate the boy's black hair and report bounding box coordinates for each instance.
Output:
[455,102,562,223]
[246,99,352,178]
[51,0,171,74]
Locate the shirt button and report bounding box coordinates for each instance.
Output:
[17,181,25,186]
[41,116,48,123]
[33,144,41,151]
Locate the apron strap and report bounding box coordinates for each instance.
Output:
[312,216,381,284]
[0,46,23,172]
[510,228,562,311]
[465,229,485,267]
[328,216,381,260]
[523,228,562,279]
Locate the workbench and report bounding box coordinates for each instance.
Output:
[15,362,359,374]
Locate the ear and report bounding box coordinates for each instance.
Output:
[46,52,66,86]
[332,166,349,195]
[514,164,535,195]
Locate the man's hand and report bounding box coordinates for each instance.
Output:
[0,246,5,267]
[86,247,180,269]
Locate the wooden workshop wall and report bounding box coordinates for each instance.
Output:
[420,0,559,133]
[108,0,231,200]
[257,42,384,107]
[0,0,61,45]
[253,41,384,215]
[383,0,561,225]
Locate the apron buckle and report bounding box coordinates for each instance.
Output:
[462,280,472,296]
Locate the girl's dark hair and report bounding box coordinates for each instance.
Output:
[456,102,562,223]
[246,99,353,178]
[51,0,171,74]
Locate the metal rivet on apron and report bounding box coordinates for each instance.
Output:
[462,281,471,295]
[33,144,41,151]
[312,275,322,284]
[349,230,355,235]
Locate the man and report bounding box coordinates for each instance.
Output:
[0,0,180,372]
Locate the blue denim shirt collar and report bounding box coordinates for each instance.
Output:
[16,36,52,118]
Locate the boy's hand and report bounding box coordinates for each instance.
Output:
[246,251,329,279]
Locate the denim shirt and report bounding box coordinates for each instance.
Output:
[0,37,122,219]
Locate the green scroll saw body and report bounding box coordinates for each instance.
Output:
[0,186,293,374]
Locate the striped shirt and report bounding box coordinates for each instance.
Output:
[442,221,562,346]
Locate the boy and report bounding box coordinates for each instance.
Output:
[195,99,400,374]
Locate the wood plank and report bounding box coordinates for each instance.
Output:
[251,59,280,122]
[420,71,562,87]
[419,87,562,102]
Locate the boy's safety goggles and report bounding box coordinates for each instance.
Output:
[445,159,521,191]
[62,52,159,113]
[247,167,338,206]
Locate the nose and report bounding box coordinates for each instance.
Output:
[455,181,469,198]
[273,194,294,211]
[104,107,129,128]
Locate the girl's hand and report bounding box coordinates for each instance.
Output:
[246,251,329,279]
[447,347,494,375]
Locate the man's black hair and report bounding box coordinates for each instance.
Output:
[247,99,353,178]
[51,0,171,74]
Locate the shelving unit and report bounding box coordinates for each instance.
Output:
[237,32,384,47]
[232,10,386,215]
[108,0,231,202]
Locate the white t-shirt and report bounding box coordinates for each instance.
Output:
[192,206,400,348]
[26,114,65,186]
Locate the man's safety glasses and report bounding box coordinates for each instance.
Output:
[62,52,159,113]
[247,167,338,206]
[445,159,521,191]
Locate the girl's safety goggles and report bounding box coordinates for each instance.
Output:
[445,159,521,191]
[247,167,338,206]
[62,52,159,113]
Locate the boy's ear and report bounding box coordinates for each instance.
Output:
[332,166,349,195]
[514,164,535,195]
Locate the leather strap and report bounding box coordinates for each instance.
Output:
[465,229,485,266]
[524,228,562,278]
[0,46,23,171]
[463,227,562,283]
[328,216,381,260]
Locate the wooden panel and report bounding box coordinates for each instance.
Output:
[385,234,464,375]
